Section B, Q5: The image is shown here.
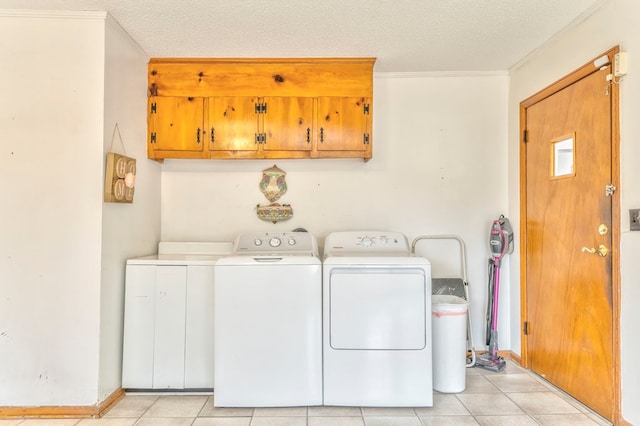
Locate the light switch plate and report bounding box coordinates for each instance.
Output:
[630,209,640,231]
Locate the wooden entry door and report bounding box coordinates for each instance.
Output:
[521,48,619,421]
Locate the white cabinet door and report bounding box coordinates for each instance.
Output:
[184,265,215,388]
[122,265,156,388]
[153,266,187,389]
[122,263,215,390]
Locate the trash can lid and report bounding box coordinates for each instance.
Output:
[432,295,469,312]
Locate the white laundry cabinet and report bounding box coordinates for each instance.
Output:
[122,263,216,389]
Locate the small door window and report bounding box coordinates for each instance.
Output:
[551,133,576,178]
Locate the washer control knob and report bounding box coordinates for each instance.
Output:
[254,239,263,246]
[361,237,373,247]
[269,237,282,247]
[288,238,296,246]
[379,237,389,245]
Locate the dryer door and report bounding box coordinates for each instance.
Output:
[329,268,427,350]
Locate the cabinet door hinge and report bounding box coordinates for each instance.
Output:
[523,321,529,335]
[364,103,370,115]
[151,102,157,114]
[150,132,156,143]
[255,133,266,144]
[363,133,370,144]
[255,102,267,114]
[523,129,528,143]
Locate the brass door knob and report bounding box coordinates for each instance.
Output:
[581,245,608,257]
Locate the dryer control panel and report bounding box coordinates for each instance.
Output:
[324,231,410,256]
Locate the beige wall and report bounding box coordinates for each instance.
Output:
[0,10,158,406]
[99,15,158,401]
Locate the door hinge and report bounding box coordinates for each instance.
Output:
[255,133,266,144]
[255,102,267,114]
[605,184,616,196]
[150,132,156,143]
[523,321,529,335]
[151,102,157,114]
[363,133,370,145]
[523,129,528,143]
[364,103,370,115]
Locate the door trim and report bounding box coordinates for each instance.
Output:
[519,46,621,422]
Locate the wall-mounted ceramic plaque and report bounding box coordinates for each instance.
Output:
[256,203,293,223]
[259,165,287,202]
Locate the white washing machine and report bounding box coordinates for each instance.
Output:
[323,231,433,407]
[214,232,322,407]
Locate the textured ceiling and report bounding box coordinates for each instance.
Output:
[1,0,606,72]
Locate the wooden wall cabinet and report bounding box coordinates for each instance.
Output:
[207,96,314,158]
[148,96,206,159]
[147,58,375,161]
[317,97,370,154]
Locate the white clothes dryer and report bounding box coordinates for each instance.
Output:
[214,232,322,407]
[323,231,432,407]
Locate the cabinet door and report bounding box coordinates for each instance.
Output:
[150,97,205,152]
[153,266,187,389]
[317,97,369,152]
[208,96,260,151]
[122,265,156,388]
[263,97,314,152]
[184,266,215,389]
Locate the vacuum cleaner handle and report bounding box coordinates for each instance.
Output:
[489,215,515,265]
[489,219,507,261]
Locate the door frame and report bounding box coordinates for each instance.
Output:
[519,46,621,421]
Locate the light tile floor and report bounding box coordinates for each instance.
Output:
[1,361,612,425]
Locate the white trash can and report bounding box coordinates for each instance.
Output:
[431,295,469,393]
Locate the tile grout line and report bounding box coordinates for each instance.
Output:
[108,360,610,426]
